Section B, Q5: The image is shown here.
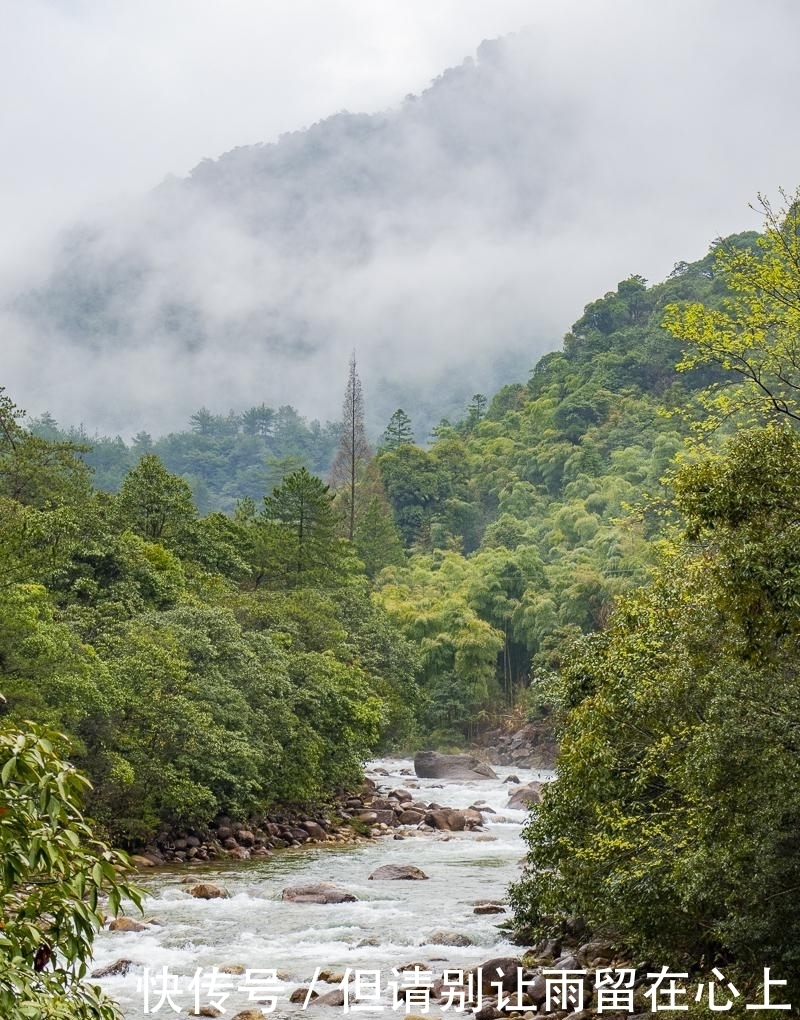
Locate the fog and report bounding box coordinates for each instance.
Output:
[3,0,800,437]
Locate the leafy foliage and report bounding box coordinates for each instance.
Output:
[512,193,800,997]
[0,724,142,1020]
[664,190,800,428]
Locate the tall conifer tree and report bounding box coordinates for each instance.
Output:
[331,353,372,541]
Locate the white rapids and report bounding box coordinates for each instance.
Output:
[90,757,552,1018]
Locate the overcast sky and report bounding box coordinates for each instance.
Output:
[4,0,800,434]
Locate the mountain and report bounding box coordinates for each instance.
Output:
[6,20,792,437]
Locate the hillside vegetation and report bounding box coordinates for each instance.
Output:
[6,189,800,1006]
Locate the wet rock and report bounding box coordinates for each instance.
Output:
[414,751,498,781]
[285,827,310,843]
[391,788,414,802]
[475,1006,503,1020]
[506,783,543,809]
[368,864,428,881]
[108,916,148,932]
[301,820,328,841]
[231,1012,269,1020]
[281,882,357,904]
[504,774,520,784]
[190,1007,222,1018]
[428,930,473,947]
[315,988,347,1006]
[219,964,246,975]
[474,834,498,842]
[91,958,138,977]
[130,854,155,868]
[473,903,506,915]
[188,883,229,900]
[398,808,425,825]
[424,808,466,831]
[318,970,345,983]
[290,987,316,1004]
[477,958,523,993]
[463,808,485,828]
[236,829,255,847]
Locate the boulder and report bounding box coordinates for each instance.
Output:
[91,958,137,977]
[373,809,399,826]
[130,854,155,868]
[428,930,473,947]
[190,1007,222,1018]
[315,988,347,1006]
[368,864,428,881]
[301,820,328,841]
[473,903,506,915]
[188,883,229,900]
[281,882,357,904]
[577,939,615,965]
[414,751,498,781]
[474,1007,502,1020]
[316,969,345,983]
[398,808,425,825]
[424,809,466,831]
[506,782,543,809]
[108,916,148,932]
[476,957,523,993]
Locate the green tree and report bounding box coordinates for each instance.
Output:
[116,453,196,544]
[511,424,800,998]
[0,723,141,1020]
[0,389,92,510]
[664,189,800,427]
[330,353,372,541]
[381,408,415,450]
[262,467,348,587]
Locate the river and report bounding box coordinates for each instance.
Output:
[92,757,551,1018]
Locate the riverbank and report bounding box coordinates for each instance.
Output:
[127,750,546,868]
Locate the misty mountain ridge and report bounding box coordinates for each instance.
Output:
[5,21,779,437]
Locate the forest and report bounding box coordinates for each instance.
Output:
[5,191,800,1014]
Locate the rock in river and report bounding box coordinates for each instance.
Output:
[414,751,497,781]
[368,864,428,881]
[281,882,357,904]
[188,883,229,900]
[506,782,542,809]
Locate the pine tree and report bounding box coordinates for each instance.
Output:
[331,353,372,541]
[262,467,344,586]
[381,408,415,450]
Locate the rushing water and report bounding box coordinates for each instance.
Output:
[92,758,552,1018]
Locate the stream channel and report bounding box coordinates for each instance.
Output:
[92,757,553,1018]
